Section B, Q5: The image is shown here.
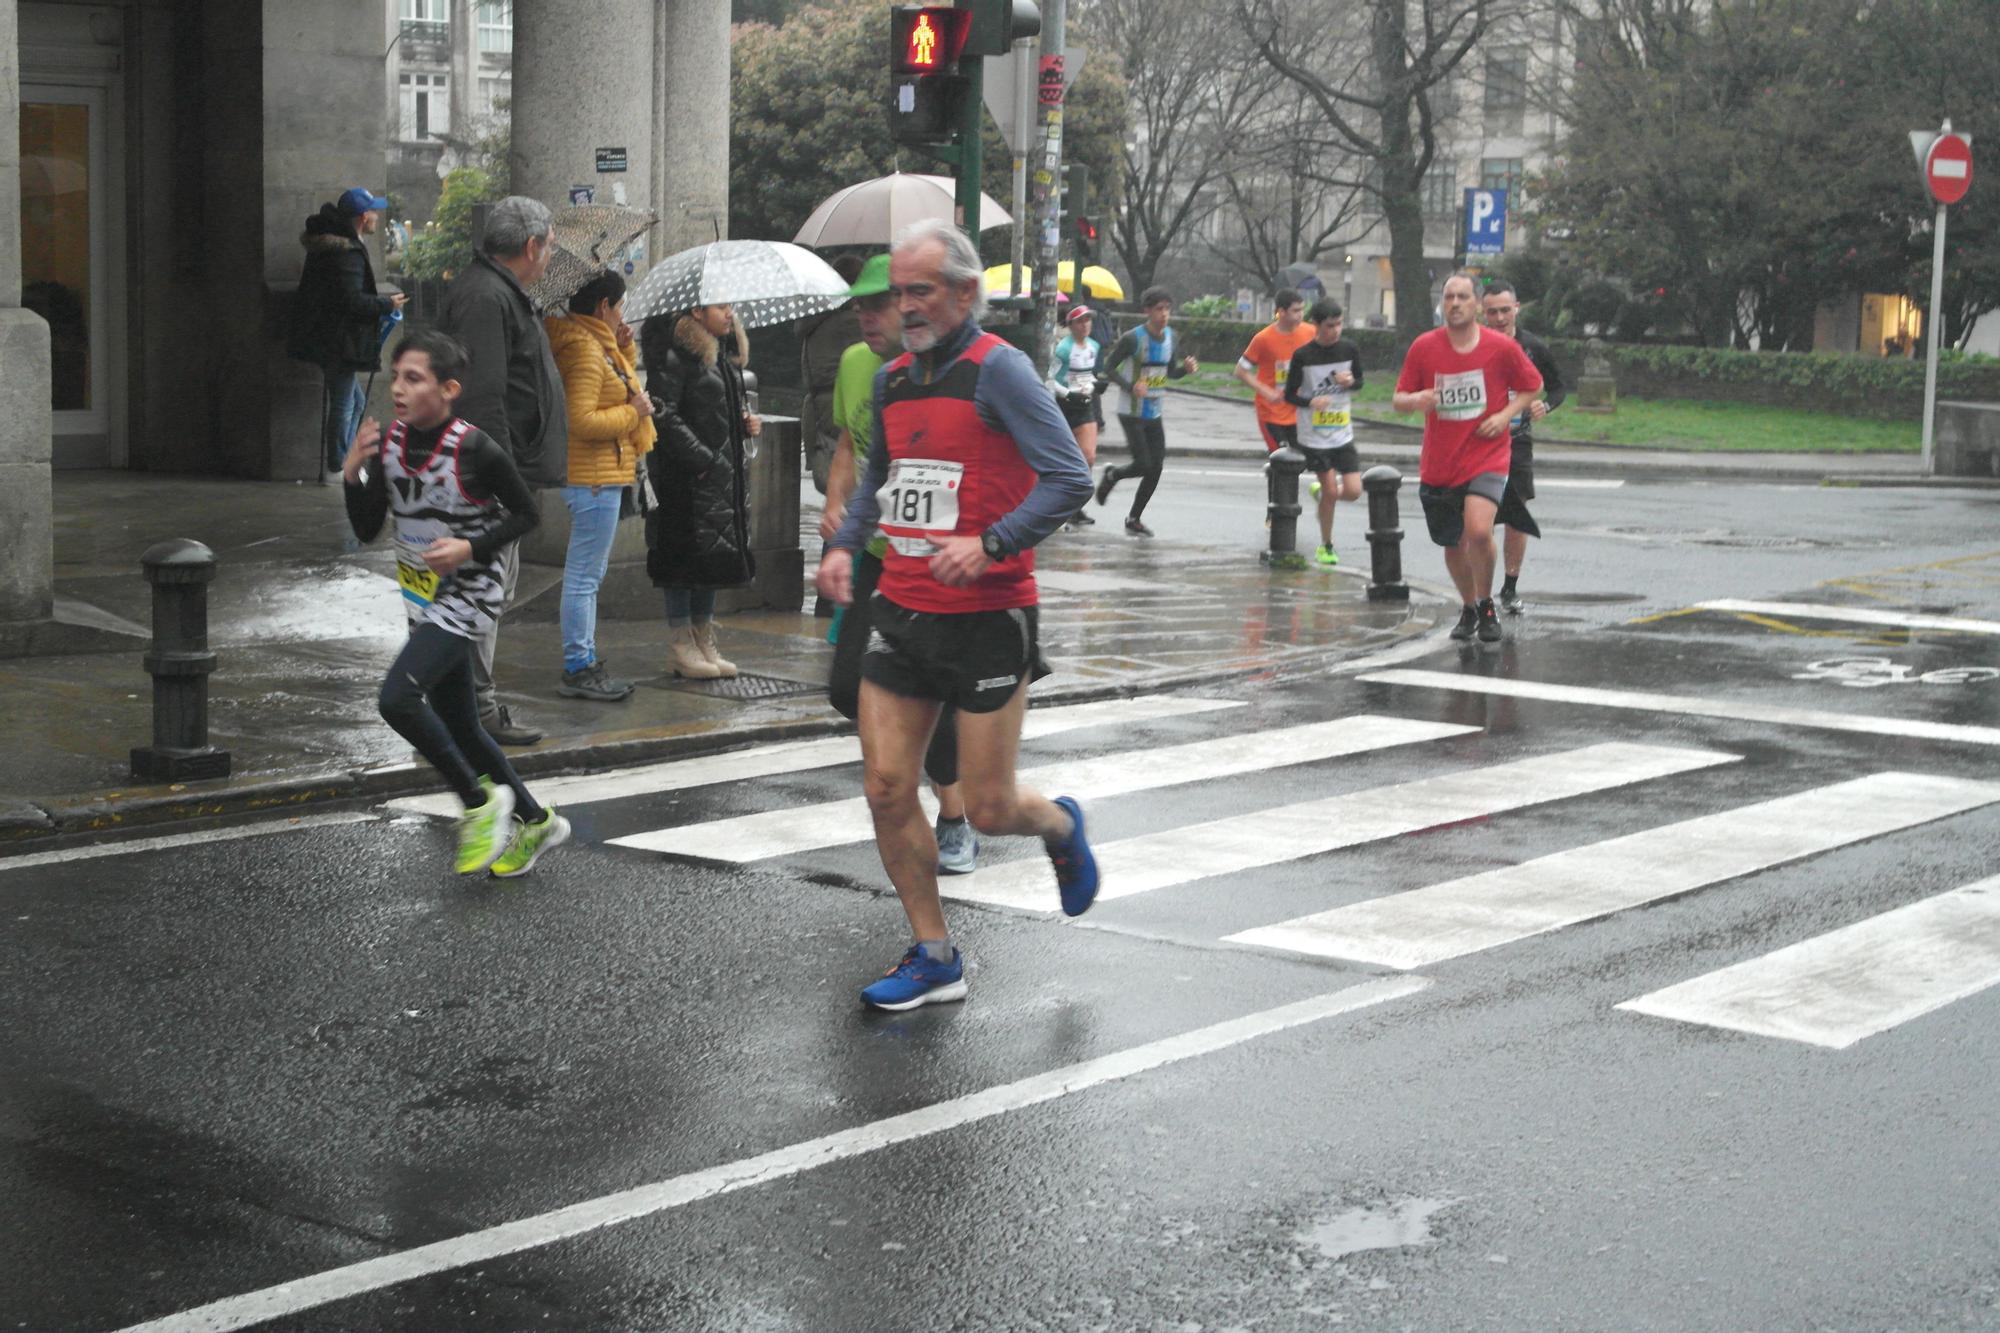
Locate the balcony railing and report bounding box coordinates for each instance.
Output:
[399,18,449,62]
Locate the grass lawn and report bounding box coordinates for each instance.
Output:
[1173,367,1920,454]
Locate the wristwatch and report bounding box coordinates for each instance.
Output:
[980,529,1007,561]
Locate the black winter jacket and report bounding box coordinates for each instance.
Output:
[288,206,393,371]
[641,314,755,590]
[437,253,570,486]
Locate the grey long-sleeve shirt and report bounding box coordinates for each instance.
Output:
[829,320,1092,561]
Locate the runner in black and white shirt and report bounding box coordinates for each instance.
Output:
[1281,299,1365,567]
[344,329,570,877]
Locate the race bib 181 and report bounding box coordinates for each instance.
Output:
[880,458,964,557]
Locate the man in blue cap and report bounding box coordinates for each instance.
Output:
[289,187,406,480]
[821,253,976,878]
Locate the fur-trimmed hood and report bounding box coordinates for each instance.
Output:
[669,313,720,368]
[299,202,361,254]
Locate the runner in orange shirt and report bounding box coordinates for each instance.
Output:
[1234,289,1317,454]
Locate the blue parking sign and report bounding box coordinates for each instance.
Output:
[1464,188,1507,255]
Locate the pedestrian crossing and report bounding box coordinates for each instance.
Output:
[403,688,2000,1051]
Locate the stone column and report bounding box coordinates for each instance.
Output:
[654,1,730,256]
[0,0,57,640]
[510,0,653,215]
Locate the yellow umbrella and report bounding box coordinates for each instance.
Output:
[982,262,1127,300]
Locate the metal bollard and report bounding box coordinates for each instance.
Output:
[1261,445,1309,570]
[131,539,232,782]
[1362,465,1411,602]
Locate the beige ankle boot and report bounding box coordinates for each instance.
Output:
[692,620,738,677]
[668,624,722,679]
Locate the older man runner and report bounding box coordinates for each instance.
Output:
[1480,280,1567,614]
[822,253,977,877]
[816,219,1099,1011]
[1392,273,1542,645]
[437,196,569,747]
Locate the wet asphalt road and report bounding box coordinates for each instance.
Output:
[6,467,2000,1331]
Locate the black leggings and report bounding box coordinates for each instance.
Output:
[1107,415,1167,518]
[380,622,543,818]
[828,551,959,788]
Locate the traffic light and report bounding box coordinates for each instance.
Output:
[962,0,1041,57]
[1074,216,1099,263]
[888,7,973,145]
[1064,163,1094,262]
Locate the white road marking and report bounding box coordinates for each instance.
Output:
[1536,478,1626,489]
[948,742,1738,913]
[0,813,377,873]
[1618,876,2000,1049]
[387,696,1241,817]
[1230,772,2000,967]
[608,715,1478,862]
[120,976,1429,1333]
[1694,599,2000,636]
[1360,669,2000,747]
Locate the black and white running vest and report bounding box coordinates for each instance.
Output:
[382,417,508,638]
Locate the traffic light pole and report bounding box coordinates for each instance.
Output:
[1029,0,1066,367]
[955,57,984,239]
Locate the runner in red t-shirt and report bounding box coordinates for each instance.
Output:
[1234,289,1317,453]
[1392,273,1542,644]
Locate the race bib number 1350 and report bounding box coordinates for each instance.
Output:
[1435,369,1487,422]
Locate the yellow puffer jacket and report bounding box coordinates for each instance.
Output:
[545,313,657,488]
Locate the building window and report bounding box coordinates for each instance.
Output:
[1422,161,1458,218]
[1483,52,1527,136]
[1480,157,1523,199]
[478,76,511,118]
[478,1,512,54]
[400,0,443,19]
[399,73,449,142]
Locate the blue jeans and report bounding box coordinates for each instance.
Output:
[321,368,367,472]
[561,485,625,673]
[664,586,715,625]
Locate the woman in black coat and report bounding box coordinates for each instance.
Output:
[640,304,762,679]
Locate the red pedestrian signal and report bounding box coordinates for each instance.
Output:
[890,6,971,75]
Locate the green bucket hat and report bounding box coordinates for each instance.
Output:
[848,253,891,298]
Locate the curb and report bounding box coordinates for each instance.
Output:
[0,599,1451,853]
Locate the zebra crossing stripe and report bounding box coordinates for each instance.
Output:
[947,741,1738,913]
[1359,669,2000,747]
[1694,599,2000,636]
[607,715,1479,863]
[1617,874,2000,1049]
[386,695,1242,817]
[1229,772,2000,968]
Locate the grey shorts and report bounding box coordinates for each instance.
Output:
[1418,472,1509,547]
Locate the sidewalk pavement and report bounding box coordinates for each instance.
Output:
[1123,390,1969,486]
[0,472,1443,844]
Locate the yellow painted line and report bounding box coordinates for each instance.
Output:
[1623,607,1703,627]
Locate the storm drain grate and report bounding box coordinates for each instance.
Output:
[656,672,825,701]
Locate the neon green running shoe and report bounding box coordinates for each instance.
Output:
[455,777,516,875]
[491,808,572,878]
[1315,544,1340,567]
[1309,479,1323,499]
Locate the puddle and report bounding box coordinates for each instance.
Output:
[1298,1197,1459,1261]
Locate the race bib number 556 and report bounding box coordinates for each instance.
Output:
[1435,369,1488,422]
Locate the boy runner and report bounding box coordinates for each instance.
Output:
[1391,273,1542,645]
[1480,281,1566,614]
[1281,299,1365,566]
[1235,289,1316,454]
[1095,286,1199,537]
[343,330,570,875]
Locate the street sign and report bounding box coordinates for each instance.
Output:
[1464,188,1507,256]
[594,147,627,174]
[982,42,1086,154]
[1925,132,1973,205]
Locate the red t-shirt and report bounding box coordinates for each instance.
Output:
[1239,323,1318,425]
[1395,326,1542,487]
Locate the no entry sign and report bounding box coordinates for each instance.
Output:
[1925,132,1973,206]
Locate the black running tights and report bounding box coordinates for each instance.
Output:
[827,551,959,787]
[1108,415,1167,519]
[380,622,543,818]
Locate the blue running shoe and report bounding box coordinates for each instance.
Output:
[936,817,979,875]
[861,945,968,1011]
[1047,795,1099,917]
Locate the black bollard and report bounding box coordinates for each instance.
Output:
[131,539,232,782]
[1362,465,1411,602]
[1261,445,1308,570]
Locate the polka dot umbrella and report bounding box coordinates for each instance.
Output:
[622,239,853,329]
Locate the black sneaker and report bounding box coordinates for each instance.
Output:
[1476,599,1503,643]
[559,660,634,702]
[1500,583,1524,615]
[1095,467,1118,506]
[1070,509,1096,526]
[1449,605,1478,641]
[481,704,544,746]
[1124,516,1155,537]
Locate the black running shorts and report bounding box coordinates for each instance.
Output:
[1507,434,1536,501]
[861,594,1042,714]
[1259,421,1298,453]
[1418,471,1508,547]
[1299,442,1362,476]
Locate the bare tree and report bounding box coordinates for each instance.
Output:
[1205,100,1375,292]
[1074,0,1275,294]
[1237,0,1504,340]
